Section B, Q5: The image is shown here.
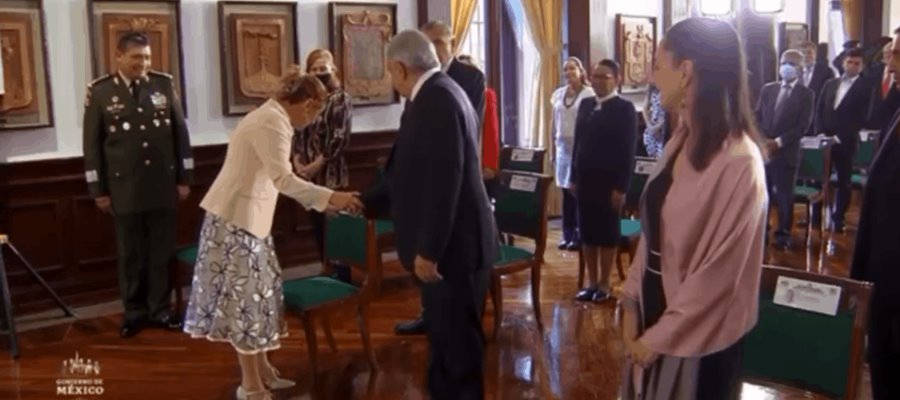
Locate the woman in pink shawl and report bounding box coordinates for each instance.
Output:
[619,18,769,399]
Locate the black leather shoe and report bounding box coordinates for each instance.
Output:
[566,241,580,252]
[592,289,611,303]
[150,314,183,331]
[575,288,596,302]
[557,240,568,250]
[120,320,144,338]
[394,317,426,335]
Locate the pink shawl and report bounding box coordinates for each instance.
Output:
[622,129,769,357]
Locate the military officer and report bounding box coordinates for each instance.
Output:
[82,32,194,338]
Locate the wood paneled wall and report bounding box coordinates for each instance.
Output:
[0,130,396,315]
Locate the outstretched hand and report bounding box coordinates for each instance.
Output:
[326,191,364,216]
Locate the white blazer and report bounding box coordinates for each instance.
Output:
[200,99,333,238]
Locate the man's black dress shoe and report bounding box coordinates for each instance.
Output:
[557,240,568,250]
[394,316,426,335]
[150,313,183,331]
[566,242,580,252]
[575,288,596,302]
[120,320,144,338]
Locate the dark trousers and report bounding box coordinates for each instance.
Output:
[423,267,490,400]
[561,188,579,243]
[765,159,799,244]
[695,337,745,399]
[113,208,176,322]
[868,304,900,400]
[309,210,351,283]
[812,143,856,229]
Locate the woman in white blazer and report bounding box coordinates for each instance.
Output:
[182,69,362,400]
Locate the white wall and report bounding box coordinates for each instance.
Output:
[0,0,417,163]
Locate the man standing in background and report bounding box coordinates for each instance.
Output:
[82,32,194,338]
[392,20,488,336]
[798,41,834,135]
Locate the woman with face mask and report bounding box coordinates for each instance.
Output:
[291,49,354,279]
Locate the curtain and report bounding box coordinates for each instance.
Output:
[451,0,479,54]
[521,0,563,215]
[840,0,862,42]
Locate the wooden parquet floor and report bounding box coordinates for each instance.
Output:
[0,202,874,400]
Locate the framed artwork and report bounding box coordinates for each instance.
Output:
[0,0,54,131]
[218,1,298,116]
[328,2,398,107]
[87,0,187,115]
[779,22,809,55]
[615,14,657,94]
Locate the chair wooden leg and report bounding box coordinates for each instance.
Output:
[301,313,318,378]
[491,274,503,342]
[321,315,337,354]
[530,262,542,330]
[356,304,377,370]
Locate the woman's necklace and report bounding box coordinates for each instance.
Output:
[563,85,583,109]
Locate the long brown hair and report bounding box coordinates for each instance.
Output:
[662,18,762,170]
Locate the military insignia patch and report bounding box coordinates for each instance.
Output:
[150,92,168,110]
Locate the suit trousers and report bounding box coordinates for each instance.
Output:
[423,267,490,400]
[113,208,176,322]
[868,304,900,400]
[765,158,799,243]
[561,188,579,243]
[812,143,856,229]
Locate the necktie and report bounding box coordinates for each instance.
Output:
[804,67,812,87]
[130,81,140,101]
[882,69,892,99]
[775,84,791,116]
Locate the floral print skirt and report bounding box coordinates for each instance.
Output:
[182,213,287,354]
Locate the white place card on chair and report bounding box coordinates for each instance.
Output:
[773,276,842,316]
[511,149,535,162]
[859,130,880,142]
[634,158,657,174]
[509,175,538,192]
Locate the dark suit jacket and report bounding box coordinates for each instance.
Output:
[447,59,486,121]
[754,81,814,167]
[362,72,498,278]
[570,96,638,193]
[850,107,900,306]
[815,76,873,149]
[866,71,900,134]
[803,63,834,136]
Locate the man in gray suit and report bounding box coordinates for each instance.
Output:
[754,49,814,250]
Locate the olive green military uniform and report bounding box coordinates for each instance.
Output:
[82,70,193,323]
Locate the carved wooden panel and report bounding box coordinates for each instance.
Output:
[0,13,36,114]
[329,2,398,107]
[615,14,657,94]
[218,2,297,116]
[88,0,186,115]
[0,0,53,130]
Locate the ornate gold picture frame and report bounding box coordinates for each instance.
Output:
[88,0,187,115]
[218,1,298,116]
[615,14,657,94]
[328,2,398,107]
[779,22,809,55]
[0,0,54,131]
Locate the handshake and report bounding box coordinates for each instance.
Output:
[326,191,365,216]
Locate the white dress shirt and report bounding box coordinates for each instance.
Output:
[593,91,619,111]
[410,67,441,102]
[834,74,859,109]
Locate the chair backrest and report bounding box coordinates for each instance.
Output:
[854,130,880,170]
[499,146,546,174]
[796,135,837,182]
[324,214,382,300]
[625,156,657,213]
[493,171,552,255]
[741,264,872,399]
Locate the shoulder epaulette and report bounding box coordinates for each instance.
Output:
[148,70,173,79]
[86,74,114,89]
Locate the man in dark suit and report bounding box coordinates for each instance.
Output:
[362,30,497,399]
[866,40,900,135]
[755,50,814,250]
[391,20,488,336]
[851,27,900,400]
[799,41,835,135]
[82,32,193,338]
[812,48,872,233]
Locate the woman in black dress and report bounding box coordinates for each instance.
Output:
[570,60,638,302]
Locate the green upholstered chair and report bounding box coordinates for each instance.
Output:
[499,146,547,174]
[577,157,655,289]
[170,244,199,314]
[490,171,552,340]
[282,214,381,377]
[793,135,837,245]
[741,265,872,399]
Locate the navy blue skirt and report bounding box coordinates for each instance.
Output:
[575,175,619,247]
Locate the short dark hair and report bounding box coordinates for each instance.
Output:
[597,59,620,77]
[117,32,150,53]
[845,48,865,59]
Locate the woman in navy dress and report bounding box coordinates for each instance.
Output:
[570,59,638,302]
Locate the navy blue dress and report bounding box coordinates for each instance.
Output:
[570,95,638,246]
